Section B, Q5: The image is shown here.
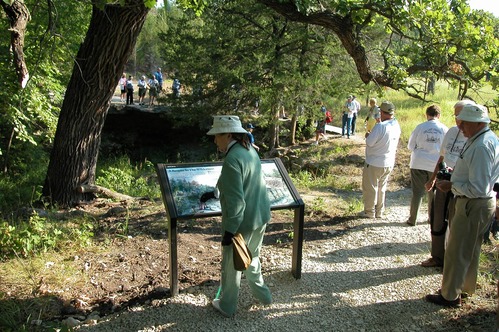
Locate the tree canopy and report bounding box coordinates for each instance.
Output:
[179,0,499,100]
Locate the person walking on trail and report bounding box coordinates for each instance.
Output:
[406,104,448,227]
[137,75,147,105]
[172,78,181,98]
[313,105,331,145]
[351,95,361,136]
[148,75,159,106]
[154,67,163,93]
[118,73,127,102]
[125,75,134,105]
[200,115,272,318]
[246,123,260,151]
[359,101,401,219]
[421,100,470,268]
[342,95,356,139]
[365,98,380,133]
[426,103,499,308]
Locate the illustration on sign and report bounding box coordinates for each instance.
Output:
[164,160,296,217]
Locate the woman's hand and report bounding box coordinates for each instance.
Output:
[200,191,216,203]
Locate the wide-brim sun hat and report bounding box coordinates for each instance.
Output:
[380,101,395,115]
[456,103,490,123]
[207,115,248,135]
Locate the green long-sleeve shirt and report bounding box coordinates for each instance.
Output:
[217,143,271,234]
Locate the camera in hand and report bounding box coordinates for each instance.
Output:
[436,161,452,181]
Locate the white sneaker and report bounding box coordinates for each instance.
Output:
[312,141,318,145]
[212,299,232,318]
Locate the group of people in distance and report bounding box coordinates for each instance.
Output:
[314,95,380,145]
[117,67,181,107]
[358,99,499,309]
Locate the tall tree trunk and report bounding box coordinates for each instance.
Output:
[42,1,149,207]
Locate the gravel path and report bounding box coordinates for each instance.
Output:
[76,188,496,331]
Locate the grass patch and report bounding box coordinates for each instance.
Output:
[0,215,95,260]
[96,155,161,200]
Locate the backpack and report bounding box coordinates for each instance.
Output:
[325,111,332,124]
[126,81,133,90]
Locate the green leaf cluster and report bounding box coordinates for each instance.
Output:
[0,215,94,260]
[1,0,91,173]
[96,156,160,199]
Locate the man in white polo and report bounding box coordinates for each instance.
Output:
[359,101,401,218]
[426,103,499,307]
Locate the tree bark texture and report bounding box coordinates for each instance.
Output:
[42,1,149,207]
[1,0,31,88]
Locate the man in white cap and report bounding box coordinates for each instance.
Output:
[200,115,272,317]
[426,103,499,307]
[359,101,401,218]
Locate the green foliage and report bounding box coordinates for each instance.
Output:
[132,6,170,76]
[308,196,328,214]
[290,171,321,188]
[156,0,363,133]
[0,216,94,260]
[0,147,49,215]
[1,0,91,178]
[96,156,160,199]
[347,197,363,214]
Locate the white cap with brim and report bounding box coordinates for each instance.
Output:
[456,104,490,123]
[207,115,248,135]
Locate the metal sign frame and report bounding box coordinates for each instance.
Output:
[156,158,304,296]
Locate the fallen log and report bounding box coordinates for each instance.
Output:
[78,184,135,202]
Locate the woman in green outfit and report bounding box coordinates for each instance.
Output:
[201,115,272,317]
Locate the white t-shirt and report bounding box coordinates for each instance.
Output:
[365,118,401,167]
[440,126,467,169]
[353,99,361,115]
[345,101,356,118]
[407,119,448,172]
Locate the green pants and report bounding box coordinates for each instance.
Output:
[408,169,434,224]
[218,224,272,315]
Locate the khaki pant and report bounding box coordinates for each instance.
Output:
[362,163,393,216]
[441,197,495,301]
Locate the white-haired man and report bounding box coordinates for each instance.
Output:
[426,103,499,307]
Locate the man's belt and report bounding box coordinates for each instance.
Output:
[455,196,492,199]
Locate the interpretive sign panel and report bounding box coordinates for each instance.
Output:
[157,159,299,219]
[156,158,304,296]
